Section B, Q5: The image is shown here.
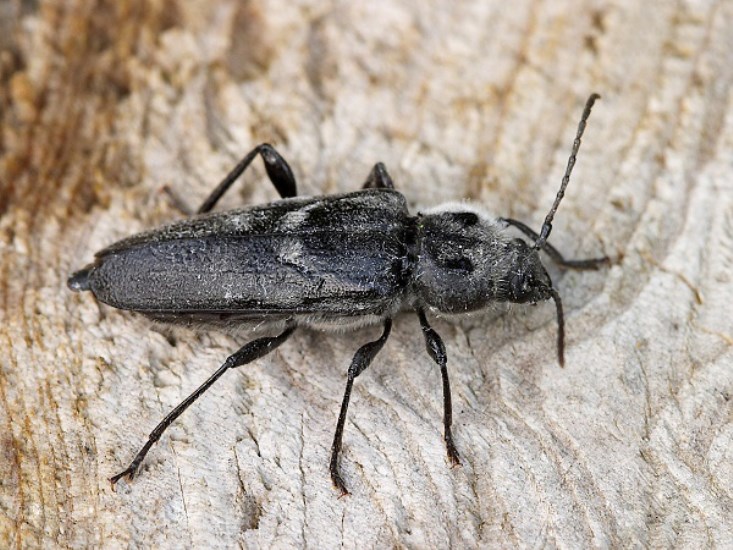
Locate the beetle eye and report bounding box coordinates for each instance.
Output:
[510,271,536,302]
[510,272,525,300]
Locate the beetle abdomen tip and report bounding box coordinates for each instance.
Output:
[67,265,94,292]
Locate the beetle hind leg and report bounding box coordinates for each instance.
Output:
[197,143,298,214]
[109,325,296,488]
[362,162,394,190]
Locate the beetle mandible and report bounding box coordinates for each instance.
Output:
[69,94,609,495]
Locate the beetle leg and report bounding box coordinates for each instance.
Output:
[498,217,610,270]
[329,319,392,496]
[198,143,298,214]
[417,309,461,467]
[109,325,296,488]
[362,162,394,190]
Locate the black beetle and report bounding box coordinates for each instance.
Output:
[69,94,608,495]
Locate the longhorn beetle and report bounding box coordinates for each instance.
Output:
[68,94,609,495]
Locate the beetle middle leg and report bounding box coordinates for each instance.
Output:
[109,324,296,487]
[198,143,298,214]
[330,319,392,496]
[499,217,610,270]
[362,162,394,189]
[418,309,461,467]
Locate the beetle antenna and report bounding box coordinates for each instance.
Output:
[549,287,565,367]
[535,93,601,250]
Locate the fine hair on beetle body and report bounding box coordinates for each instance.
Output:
[68,94,610,496]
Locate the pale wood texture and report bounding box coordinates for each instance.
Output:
[1,1,732,548]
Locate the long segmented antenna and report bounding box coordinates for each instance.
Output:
[535,93,601,250]
[549,287,565,367]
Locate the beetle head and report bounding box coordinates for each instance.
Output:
[418,94,601,368]
[503,239,565,366]
[505,239,553,304]
[502,92,601,367]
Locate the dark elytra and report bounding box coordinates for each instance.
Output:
[68,95,609,496]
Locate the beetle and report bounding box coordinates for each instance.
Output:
[68,94,609,495]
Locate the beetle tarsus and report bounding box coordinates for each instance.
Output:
[109,466,136,487]
[331,470,350,497]
[446,433,461,467]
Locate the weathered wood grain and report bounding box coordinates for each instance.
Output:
[1,0,731,547]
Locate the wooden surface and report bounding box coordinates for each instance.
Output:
[2,0,732,547]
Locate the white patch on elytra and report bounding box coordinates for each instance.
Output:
[278,240,305,266]
[200,212,253,234]
[277,201,321,231]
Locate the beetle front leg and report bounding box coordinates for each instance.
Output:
[499,217,610,270]
[329,319,392,496]
[110,325,296,487]
[417,309,461,467]
[198,143,298,214]
[362,162,394,190]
